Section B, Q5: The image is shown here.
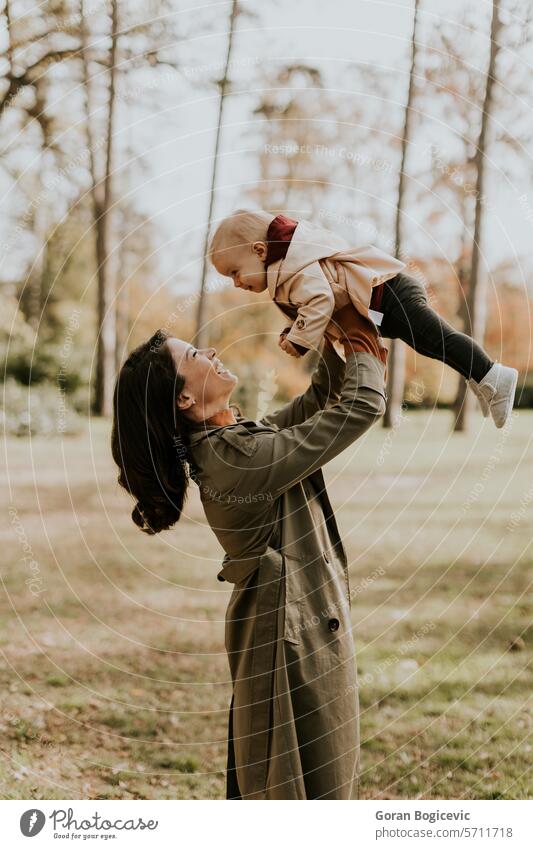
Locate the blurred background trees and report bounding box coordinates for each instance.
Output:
[2,0,533,435]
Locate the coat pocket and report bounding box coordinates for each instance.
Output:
[282,553,304,645]
[283,598,303,644]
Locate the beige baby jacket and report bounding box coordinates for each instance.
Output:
[265,219,406,354]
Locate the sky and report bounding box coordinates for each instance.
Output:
[115,0,533,296]
[3,0,533,295]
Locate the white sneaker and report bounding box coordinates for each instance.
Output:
[473,363,518,428]
[468,378,490,417]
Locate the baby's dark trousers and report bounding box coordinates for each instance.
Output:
[378,272,493,383]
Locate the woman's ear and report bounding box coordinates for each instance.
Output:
[252,241,267,261]
[177,392,195,412]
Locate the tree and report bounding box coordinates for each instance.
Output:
[0,0,79,119]
[452,0,502,431]
[1,0,81,328]
[80,0,118,416]
[419,1,533,428]
[194,0,239,348]
[383,0,421,428]
[2,0,186,410]
[251,64,341,214]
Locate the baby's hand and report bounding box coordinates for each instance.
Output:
[279,336,303,358]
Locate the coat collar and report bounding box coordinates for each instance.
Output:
[266,219,350,298]
[187,416,276,448]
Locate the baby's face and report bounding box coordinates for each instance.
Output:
[216,244,268,293]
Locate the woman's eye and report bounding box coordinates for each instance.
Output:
[192,350,197,358]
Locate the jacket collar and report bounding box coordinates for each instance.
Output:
[187,422,225,447]
[266,219,349,298]
[187,416,276,447]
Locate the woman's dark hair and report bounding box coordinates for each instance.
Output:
[111,329,191,534]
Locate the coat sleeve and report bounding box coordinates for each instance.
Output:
[283,262,336,351]
[238,351,386,499]
[260,341,346,430]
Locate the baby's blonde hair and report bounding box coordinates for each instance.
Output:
[208,208,274,272]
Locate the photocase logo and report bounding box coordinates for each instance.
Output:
[20,809,46,837]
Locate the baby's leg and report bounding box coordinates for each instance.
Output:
[379,272,493,382]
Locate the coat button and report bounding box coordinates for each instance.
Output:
[217,574,225,582]
[328,618,340,632]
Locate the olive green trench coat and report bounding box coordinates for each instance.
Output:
[187,346,387,799]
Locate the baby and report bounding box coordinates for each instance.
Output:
[209,209,518,428]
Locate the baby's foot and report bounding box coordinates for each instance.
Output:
[468,378,490,417]
[475,363,518,428]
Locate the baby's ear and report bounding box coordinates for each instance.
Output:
[252,241,268,261]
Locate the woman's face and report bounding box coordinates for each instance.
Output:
[165,338,238,421]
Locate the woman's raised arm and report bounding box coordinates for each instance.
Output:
[260,340,346,431]
[232,349,386,500]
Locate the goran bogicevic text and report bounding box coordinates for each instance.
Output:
[376,810,471,824]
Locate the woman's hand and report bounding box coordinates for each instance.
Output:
[334,305,388,365]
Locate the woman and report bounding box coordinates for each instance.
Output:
[111,307,387,799]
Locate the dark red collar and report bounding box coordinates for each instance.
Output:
[264,214,298,267]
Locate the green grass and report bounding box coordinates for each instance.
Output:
[1,409,531,799]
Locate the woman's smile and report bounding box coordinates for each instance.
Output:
[213,358,231,377]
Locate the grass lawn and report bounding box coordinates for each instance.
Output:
[1,408,531,800]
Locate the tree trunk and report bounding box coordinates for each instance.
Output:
[115,282,129,370]
[452,0,501,432]
[451,263,471,430]
[81,0,118,415]
[115,213,129,371]
[27,186,49,330]
[194,0,238,347]
[383,0,420,428]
